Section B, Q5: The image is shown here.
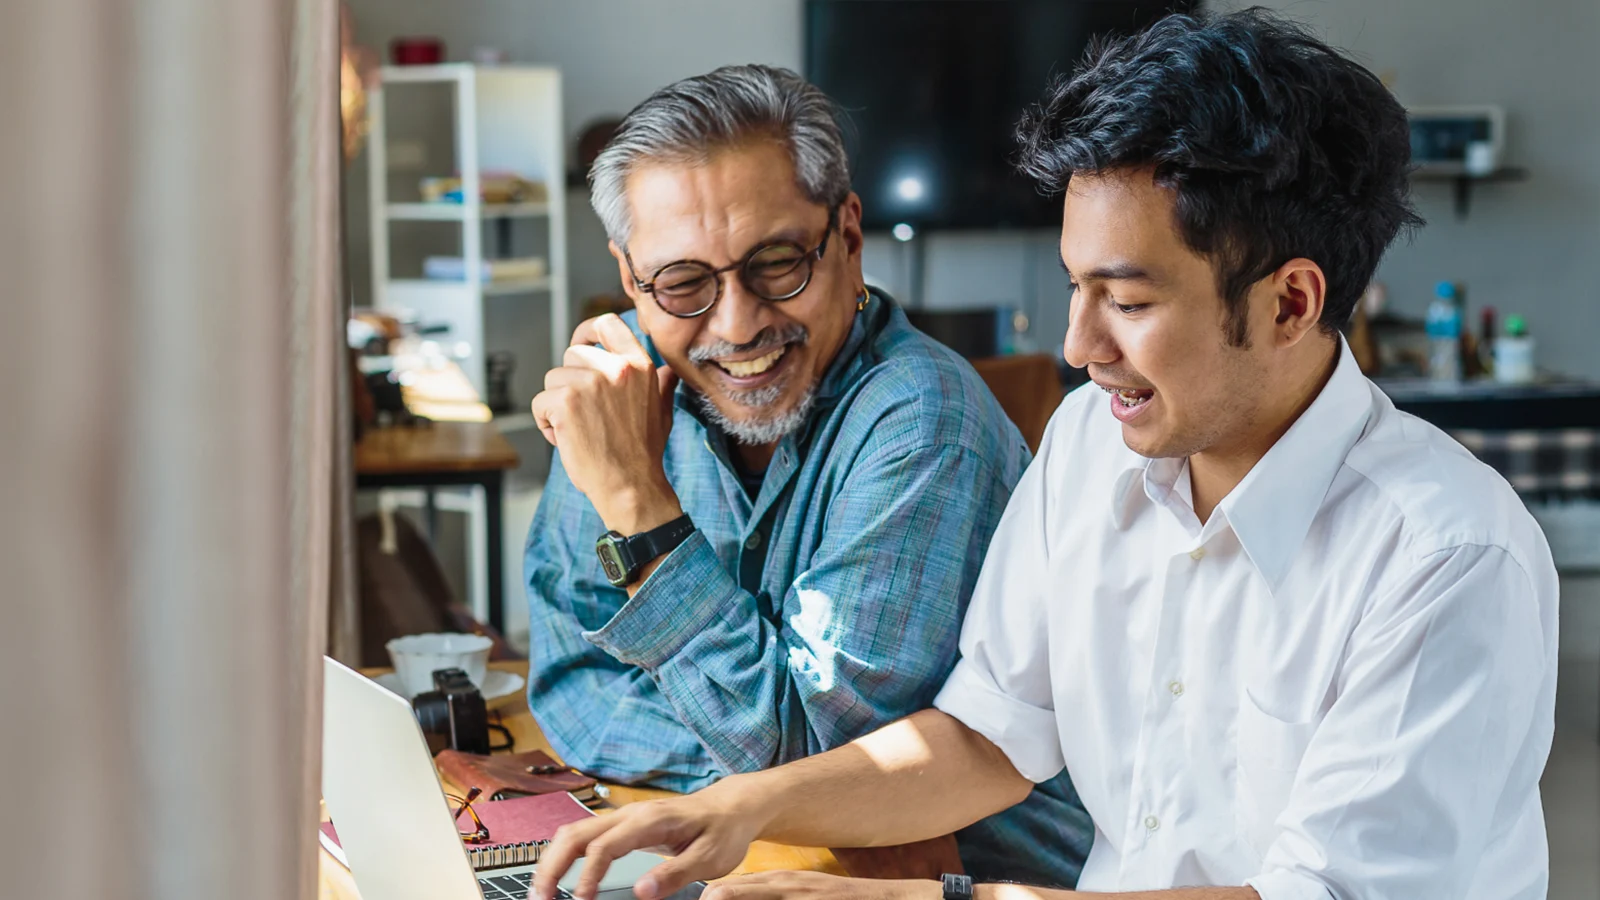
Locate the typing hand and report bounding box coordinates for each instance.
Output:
[530,313,683,536]
[533,792,758,900]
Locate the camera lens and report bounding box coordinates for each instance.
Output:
[412,690,450,734]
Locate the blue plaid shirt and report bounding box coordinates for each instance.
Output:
[524,292,1092,886]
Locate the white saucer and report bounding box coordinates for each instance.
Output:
[374,668,525,705]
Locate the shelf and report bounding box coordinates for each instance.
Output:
[388,277,552,296]
[484,277,552,296]
[387,202,550,221]
[1412,167,1528,219]
[379,63,474,84]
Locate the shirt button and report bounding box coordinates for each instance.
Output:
[1188,547,1206,561]
[1144,815,1160,832]
[1168,680,1184,697]
[745,532,763,551]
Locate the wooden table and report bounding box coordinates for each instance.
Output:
[354,421,520,631]
[319,661,843,899]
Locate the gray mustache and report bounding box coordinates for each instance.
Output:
[687,324,809,364]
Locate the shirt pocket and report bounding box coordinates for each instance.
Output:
[1234,690,1318,859]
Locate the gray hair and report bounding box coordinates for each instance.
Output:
[589,64,852,246]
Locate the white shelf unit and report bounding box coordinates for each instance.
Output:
[367,64,569,415]
[366,64,566,626]
[386,201,552,221]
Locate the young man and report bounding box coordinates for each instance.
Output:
[532,12,1559,900]
[523,65,1089,886]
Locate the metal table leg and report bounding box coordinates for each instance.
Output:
[484,471,505,634]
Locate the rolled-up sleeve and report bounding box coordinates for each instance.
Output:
[1244,870,1333,900]
[1247,543,1552,900]
[585,531,734,670]
[524,452,723,790]
[934,417,1064,784]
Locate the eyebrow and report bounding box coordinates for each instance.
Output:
[1058,254,1155,284]
[634,224,821,276]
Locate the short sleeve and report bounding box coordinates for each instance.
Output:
[934,408,1068,783]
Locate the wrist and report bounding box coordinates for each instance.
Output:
[896,880,945,900]
[596,477,682,536]
[705,770,783,837]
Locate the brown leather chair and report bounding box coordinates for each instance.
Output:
[970,353,1065,454]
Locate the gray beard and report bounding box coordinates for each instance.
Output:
[695,382,817,446]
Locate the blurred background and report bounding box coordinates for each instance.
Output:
[5,1,1596,898]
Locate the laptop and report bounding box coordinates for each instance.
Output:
[322,656,705,900]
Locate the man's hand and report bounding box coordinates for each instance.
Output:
[531,313,683,535]
[703,873,939,900]
[567,314,610,351]
[533,789,764,900]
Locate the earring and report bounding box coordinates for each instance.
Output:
[857,286,870,311]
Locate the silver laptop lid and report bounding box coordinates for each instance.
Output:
[322,655,482,900]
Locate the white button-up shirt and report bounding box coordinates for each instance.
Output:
[934,342,1558,900]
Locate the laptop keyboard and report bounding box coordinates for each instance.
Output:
[478,871,571,900]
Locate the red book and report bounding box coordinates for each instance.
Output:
[321,791,593,871]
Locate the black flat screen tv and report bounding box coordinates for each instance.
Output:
[805,0,1194,231]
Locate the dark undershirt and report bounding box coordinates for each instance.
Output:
[731,453,766,499]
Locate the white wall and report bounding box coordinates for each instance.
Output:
[1220,0,1600,379]
[347,0,1600,379]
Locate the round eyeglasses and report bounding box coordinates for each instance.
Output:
[624,211,837,318]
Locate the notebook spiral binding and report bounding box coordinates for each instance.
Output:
[469,838,552,871]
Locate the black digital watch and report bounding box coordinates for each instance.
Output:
[594,514,696,588]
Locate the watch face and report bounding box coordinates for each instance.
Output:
[595,534,629,586]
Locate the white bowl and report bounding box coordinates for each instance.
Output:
[385,632,493,698]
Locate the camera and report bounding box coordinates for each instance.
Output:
[410,668,490,755]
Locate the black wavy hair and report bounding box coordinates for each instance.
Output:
[1016,8,1423,345]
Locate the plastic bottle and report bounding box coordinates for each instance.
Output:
[1494,315,1536,384]
[1425,281,1463,382]
[1478,306,1497,376]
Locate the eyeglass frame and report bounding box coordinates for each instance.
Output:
[622,206,841,319]
[447,786,492,844]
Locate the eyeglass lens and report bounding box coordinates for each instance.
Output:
[651,242,813,316]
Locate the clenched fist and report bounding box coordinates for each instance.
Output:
[531,314,684,539]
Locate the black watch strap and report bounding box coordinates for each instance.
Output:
[623,514,696,567]
[596,514,696,588]
[942,874,973,900]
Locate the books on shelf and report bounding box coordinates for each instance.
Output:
[423,256,548,283]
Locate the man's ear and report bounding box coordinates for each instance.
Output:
[608,240,654,337]
[1270,257,1327,348]
[609,240,645,307]
[838,192,865,260]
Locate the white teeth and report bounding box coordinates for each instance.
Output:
[720,346,786,378]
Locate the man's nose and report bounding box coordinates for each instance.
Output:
[703,274,770,348]
[1063,288,1116,369]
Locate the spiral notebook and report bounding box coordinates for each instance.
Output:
[321,790,593,871]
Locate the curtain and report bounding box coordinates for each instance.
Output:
[0,0,343,898]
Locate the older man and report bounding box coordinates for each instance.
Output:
[523,65,1088,886]
[533,13,1558,900]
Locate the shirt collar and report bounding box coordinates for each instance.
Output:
[1108,451,1154,532]
[1217,339,1374,593]
[1109,338,1376,594]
